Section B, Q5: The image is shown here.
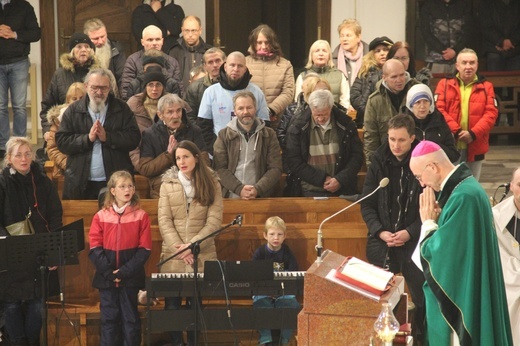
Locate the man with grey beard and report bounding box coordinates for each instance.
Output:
[84,18,126,88]
[56,68,140,199]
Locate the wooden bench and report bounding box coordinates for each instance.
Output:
[49,197,367,344]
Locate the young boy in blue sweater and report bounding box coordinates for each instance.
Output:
[252,216,300,346]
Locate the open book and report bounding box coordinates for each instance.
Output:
[334,257,394,296]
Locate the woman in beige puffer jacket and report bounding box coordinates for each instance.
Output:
[245,24,294,129]
[157,140,223,274]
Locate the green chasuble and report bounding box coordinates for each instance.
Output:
[420,164,512,345]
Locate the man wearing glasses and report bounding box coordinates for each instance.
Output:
[168,15,212,89]
[410,140,512,345]
[56,68,141,200]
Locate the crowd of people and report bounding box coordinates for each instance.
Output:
[0,0,519,345]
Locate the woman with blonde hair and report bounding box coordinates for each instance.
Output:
[46,82,86,177]
[332,18,369,87]
[350,36,394,128]
[0,137,62,345]
[295,40,350,111]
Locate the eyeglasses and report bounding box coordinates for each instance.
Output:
[414,162,436,182]
[146,82,163,89]
[89,85,110,93]
[393,56,410,62]
[183,29,199,35]
[13,152,32,159]
[116,185,134,190]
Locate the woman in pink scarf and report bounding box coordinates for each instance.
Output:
[332,19,369,88]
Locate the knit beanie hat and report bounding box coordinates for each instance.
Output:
[69,33,95,51]
[142,55,165,68]
[143,70,166,86]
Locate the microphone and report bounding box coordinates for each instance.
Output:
[315,177,390,263]
[499,183,511,194]
[235,214,242,226]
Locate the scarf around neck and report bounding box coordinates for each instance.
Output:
[337,42,363,83]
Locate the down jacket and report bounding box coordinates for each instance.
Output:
[158,167,223,273]
[213,117,282,198]
[40,53,100,134]
[245,55,295,119]
[285,106,363,196]
[434,74,498,162]
[55,93,141,199]
[89,205,152,289]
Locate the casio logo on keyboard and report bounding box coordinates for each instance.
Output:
[228,282,250,288]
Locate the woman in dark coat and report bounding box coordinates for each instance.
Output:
[0,137,63,346]
[405,84,460,163]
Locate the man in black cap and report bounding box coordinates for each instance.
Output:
[40,32,100,140]
[0,0,40,158]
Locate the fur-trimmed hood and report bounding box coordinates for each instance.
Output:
[59,52,101,73]
[161,165,219,183]
[46,104,67,127]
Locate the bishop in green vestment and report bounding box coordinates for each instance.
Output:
[410,140,512,346]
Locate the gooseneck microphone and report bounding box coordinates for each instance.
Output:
[315,177,390,263]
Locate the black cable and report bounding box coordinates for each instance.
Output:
[216,260,239,345]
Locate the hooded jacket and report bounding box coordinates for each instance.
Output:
[361,140,421,266]
[213,117,282,198]
[46,104,69,177]
[40,53,100,134]
[197,64,270,153]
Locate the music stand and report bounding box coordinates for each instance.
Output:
[0,220,83,346]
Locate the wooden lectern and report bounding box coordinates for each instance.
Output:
[298,250,407,345]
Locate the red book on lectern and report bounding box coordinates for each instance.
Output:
[334,256,394,296]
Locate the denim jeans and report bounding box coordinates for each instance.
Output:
[253,295,300,345]
[0,58,30,149]
[3,299,42,345]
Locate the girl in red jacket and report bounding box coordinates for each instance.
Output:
[89,170,152,346]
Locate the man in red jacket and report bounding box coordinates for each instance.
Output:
[434,48,498,181]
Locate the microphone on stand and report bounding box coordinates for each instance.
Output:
[235,214,242,226]
[499,183,511,203]
[315,177,390,263]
